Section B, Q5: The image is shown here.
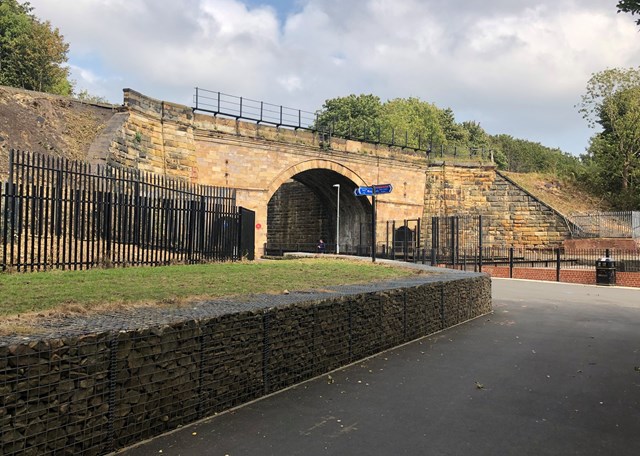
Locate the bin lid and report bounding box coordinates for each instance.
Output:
[596,258,616,266]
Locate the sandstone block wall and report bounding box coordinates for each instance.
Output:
[0,274,490,455]
[97,89,198,181]
[267,180,329,248]
[92,89,573,251]
[422,164,571,247]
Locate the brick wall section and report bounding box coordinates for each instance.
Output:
[0,274,490,455]
[481,266,640,288]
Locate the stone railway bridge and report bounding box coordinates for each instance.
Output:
[88,89,570,255]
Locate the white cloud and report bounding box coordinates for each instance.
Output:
[27,0,640,154]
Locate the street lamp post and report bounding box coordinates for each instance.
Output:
[333,184,340,254]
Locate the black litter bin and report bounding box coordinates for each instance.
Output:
[595,258,616,286]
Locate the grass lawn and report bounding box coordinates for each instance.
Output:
[0,258,420,318]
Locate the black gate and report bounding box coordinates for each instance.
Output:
[238,207,255,260]
[428,215,484,269]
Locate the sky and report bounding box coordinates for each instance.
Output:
[27,0,640,156]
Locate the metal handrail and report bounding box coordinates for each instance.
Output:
[193,87,494,161]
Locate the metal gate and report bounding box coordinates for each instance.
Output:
[238,207,255,260]
[428,215,483,268]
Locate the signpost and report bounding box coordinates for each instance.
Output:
[353,184,393,262]
[353,184,393,196]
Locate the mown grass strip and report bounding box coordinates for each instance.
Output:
[0,259,420,317]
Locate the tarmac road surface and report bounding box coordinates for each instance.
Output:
[117,279,640,456]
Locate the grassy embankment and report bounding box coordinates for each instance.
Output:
[0,258,420,319]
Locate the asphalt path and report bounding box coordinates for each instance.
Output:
[118,279,640,456]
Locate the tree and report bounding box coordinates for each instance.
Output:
[315,95,450,148]
[438,108,469,145]
[379,97,445,148]
[617,0,640,26]
[579,67,640,209]
[0,0,72,95]
[314,94,382,140]
[492,134,581,176]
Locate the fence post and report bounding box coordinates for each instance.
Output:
[385,221,389,259]
[509,246,514,278]
[556,248,561,282]
[478,215,483,273]
[450,216,456,267]
[431,216,438,266]
[416,218,421,262]
[403,219,408,263]
[391,220,396,260]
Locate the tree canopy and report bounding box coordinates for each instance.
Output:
[579,67,640,209]
[617,0,640,26]
[313,93,582,177]
[0,0,72,95]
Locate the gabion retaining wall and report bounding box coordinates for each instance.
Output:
[0,271,491,455]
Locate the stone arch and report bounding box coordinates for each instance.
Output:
[266,159,369,202]
[265,159,373,254]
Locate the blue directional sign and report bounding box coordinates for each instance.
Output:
[354,186,373,196]
[354,184,393,196]
[373,183,393,194]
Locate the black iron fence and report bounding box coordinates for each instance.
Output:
[193,88,495,161]
[437,245,638,272]
[194,88,318,130]
[1,150,248,272]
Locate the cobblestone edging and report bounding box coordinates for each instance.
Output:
[0,266,491,456]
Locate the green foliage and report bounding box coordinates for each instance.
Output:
[581,135,640,209]
[315,94,382,139]
[439,108,469,145]
[74,88,110,104]
[380,97,445,148]
[461,121,490,146]
[617,0,640,26]
[491,134,582,176]
[315,94,468,149]
[579,67,640,209]
[314,92,585,179]
[0,0,72,95]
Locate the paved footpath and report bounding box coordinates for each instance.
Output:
[117,279,640,456]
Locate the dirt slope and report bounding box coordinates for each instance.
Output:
[0,85,119,179]
[502,171,612,216]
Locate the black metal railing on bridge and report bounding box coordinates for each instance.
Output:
[193,88,495,161]
[194,88,318,130]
